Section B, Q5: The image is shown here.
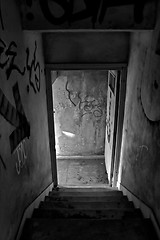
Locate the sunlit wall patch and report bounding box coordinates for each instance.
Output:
[62,131,75,138]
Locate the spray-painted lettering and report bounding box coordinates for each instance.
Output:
[26,41,41,94]
[0,38,41,94]
[0,154,6,170]
[0,82,30,153]
[79,96,103,118]
[0,1,4,30]
[38,0,147,28]
[0,39,25,79]
[15,139,27,175]
[65,81,103,119]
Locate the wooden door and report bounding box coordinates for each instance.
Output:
[105,70,118,185]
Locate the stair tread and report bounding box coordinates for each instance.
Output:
[20,218,157,240]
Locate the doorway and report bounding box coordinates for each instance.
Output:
[45,64,127,188]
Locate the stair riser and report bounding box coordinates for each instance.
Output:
[32,208,138,220]
[54,187,118,192]
[49,191,123,197]
[46,195,127,202]
[39,201,134,210]
[20,218,157,240]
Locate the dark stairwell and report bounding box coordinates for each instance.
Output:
[20,187,158,240]
[1,1,160,240]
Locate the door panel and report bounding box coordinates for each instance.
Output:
[105,70,117,184]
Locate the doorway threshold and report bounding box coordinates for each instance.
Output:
[57,184,118,190]
[56,155,105,160]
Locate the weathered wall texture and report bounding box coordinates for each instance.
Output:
[0,1,52,239]
[19,0,156,30]
[43,32,129,63]
[52,70,107,156]
[120,5,160,225]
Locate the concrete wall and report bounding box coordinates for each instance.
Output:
[119,4,160,226]
[0,1,52,239]
[52,70,107,156]
[19,0,156,30]
[43,32,129,63]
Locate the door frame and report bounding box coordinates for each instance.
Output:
[45,63,127,188]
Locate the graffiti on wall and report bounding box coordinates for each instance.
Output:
[25,0,151,28]
[0,82,30,153]
[15,139,27,175]
[0,154,6,170]
[65,80,103,119]
[65,80,77,106]
[136,145,148,162]
[78,96,103,118]
[0,0,4,30]
[0,38,41,94]
[0,133,6,170]
[0,39,25,79]
[26,41,41,94]
[0,36,42,174]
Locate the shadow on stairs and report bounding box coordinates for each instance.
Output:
[20,187,158,240]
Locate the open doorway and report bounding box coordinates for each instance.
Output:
[52,70,108,187]
[45,65,126,188]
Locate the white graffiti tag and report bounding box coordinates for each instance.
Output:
[15,139,27,175]
[136,145,148,162]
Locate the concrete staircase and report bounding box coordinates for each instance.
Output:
[20,187,158,240]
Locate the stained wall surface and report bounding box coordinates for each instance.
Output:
[52,70,107,156]
[0,1,52,239]
[119,4,160,225]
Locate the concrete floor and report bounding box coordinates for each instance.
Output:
[57,156,109,187]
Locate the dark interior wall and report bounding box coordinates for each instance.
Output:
[52,70,107,156]
[120,5,160,225]
[0,1,52,239]
[19,0,156,30]
[43,32,129,63]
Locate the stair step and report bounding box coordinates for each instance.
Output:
[46,194,127,202]
[39,199,134,210]
[50,190,123,197]
[20,218,157,240]
[32,207,140,220]
[19,186,158,240]
[54,186,118,192]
